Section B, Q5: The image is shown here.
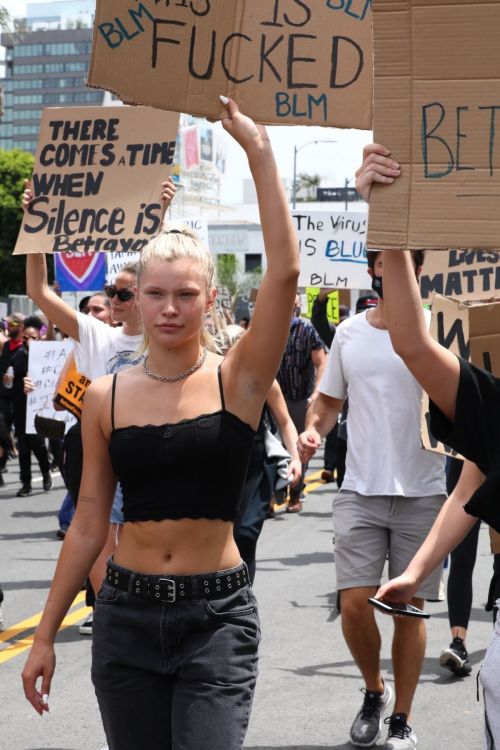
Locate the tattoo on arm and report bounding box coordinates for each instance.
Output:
[80,495,97,504]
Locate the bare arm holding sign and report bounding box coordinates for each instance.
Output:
[356,144,460,422]
[376,460,483,604]
[23,177,176,342]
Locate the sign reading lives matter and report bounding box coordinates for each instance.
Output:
[421,250,500,302]
[294,211,368,289]
[368,0,500,251]
[87,0,373,129]
[14,106,180,255]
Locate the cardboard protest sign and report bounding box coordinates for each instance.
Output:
[368,0,500,251]
[421,250,500,302]
[421,293,500,456]
[14,106,180,255]
[26,341,76,434]
[294,211,368,289]
[87,0,373,129]
[54,357,90,420]
[217,285,232,310]
[106,216,209,282]
[54,251,107,292]
[305,288,340,325]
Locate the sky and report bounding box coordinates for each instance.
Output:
[2,0,374,203]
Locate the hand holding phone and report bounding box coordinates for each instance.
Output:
[368,597,430,619]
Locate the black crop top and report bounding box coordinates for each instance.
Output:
[108,367,256,523]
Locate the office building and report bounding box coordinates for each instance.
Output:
[0,0,103,152]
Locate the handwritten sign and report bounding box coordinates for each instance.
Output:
[420,250,500,302]
[305,288,340,324]
[106,216,209,282]
[422,293,500,456]
[368,1,500,250]
[14,106,180,255]
[26,341,76,434]
[294,211,368,289]
[53,357,90,420]
[87,0,373,129]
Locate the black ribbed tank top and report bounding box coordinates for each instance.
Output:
[108,366,256,522]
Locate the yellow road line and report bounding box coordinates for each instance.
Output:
[304,480,324,495]
[304,470,323,484]
[0,592,90,666]
[0,605,91,665]
[0,591,86,646]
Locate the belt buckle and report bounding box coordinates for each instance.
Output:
[159,578,176,603]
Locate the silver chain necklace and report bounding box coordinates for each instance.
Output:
[143,348,207,383]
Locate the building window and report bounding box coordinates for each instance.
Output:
[244,254,262,273]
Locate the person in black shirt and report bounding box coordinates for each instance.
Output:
[0,314,25,466]
[356,143,500,749]
[277,296,326,510]
[7,324,52,497]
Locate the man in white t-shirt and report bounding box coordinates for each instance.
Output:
[298,250,446,750]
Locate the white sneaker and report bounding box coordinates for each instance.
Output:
[79,611,93,635]
[383,713,417,749]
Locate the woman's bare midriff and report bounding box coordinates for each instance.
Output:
[112,517,242,575]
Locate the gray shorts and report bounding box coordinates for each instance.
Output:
[332,491,446,599]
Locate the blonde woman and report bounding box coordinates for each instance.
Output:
[21,100,299,750]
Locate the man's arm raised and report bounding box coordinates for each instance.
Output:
[355,144,460,423]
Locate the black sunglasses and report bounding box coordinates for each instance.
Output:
[104,284,135,302]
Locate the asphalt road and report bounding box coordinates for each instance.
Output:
[0,456,493,749]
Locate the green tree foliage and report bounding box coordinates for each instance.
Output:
[216,253,238,296]
[0,149,35,296]
[216,253,263,305]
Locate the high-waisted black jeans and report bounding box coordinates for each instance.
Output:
[91,561,260,750]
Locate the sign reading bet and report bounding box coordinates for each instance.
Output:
[368,0,500,251]
[88,0,373,129]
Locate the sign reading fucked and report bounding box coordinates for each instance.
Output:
[294,211,368,289]
[87,0,373,129]
[14,106,180,255]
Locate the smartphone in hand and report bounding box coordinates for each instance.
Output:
[368,597,430,619]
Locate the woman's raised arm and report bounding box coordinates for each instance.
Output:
[220,99,300,398]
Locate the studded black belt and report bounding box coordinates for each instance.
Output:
[105,559,249,604]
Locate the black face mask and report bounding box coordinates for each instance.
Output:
[371,274,383,300]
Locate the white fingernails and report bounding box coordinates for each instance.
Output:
[42,694,49,705]
[219,95,229,105]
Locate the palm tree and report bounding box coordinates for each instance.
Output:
[297,172,321,201]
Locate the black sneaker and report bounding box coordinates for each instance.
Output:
[42,473,52,492]
[350,682,393,747]
[16,484,32,497]
[439,636,472,676]
[383,713,417,749]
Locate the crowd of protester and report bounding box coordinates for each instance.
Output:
[1,108,500,750]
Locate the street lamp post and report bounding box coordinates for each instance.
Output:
[292,139,337,210]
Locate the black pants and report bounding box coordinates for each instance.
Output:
[446,457,481,629]
[17,433,50,486]
[323,423,338,472]
[92,561,260,750]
